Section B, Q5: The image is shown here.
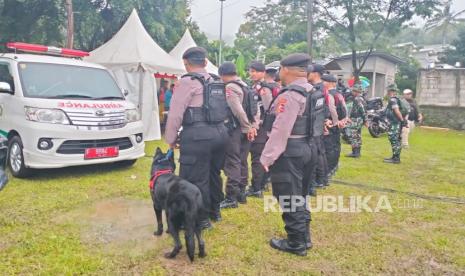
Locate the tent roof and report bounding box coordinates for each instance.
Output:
[170,29,219,74]
[86,9,184,75]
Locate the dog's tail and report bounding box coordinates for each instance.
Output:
[185,224,196,262]
[183,201,197,262]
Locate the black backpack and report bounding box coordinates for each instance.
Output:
[183,73,229,124]
[227,80,259,123]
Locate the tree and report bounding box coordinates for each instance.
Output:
[234,0,308,63]
[441,28,465,67]
[395,57,420,93]
[316,0,439,81]
[0,0,207,54]
[425,0,465,45]
[0,0,65,48]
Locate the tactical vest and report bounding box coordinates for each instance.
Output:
[310,86,326,137]
[181,73,229,126]
[226,80,259,123]
[329,89,347,120]
[262,85,310,136]
[261,81,281,99]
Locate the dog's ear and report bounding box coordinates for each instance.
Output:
[155,147,163,156]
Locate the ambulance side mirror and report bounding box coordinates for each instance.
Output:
[0,82,13,94]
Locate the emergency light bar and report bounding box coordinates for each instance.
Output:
[6,42,89,58]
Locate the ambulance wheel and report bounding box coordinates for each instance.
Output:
[8,136,32,178]
[116,159,138,167]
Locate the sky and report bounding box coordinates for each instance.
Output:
[190,0,465,44]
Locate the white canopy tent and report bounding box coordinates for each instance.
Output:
[170,29,219,75]
[86,9,184,141]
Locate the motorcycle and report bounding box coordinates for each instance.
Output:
[366,97,390,138]
[0,137,9,191]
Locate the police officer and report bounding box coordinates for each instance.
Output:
[307,64,329,189]
[218,62,259,209]
[247,61,274,198]
[165,47,229,228]
[384,84,407,164]
[322,74,348,176]
[345,83,367,158]
[261,53,314,256]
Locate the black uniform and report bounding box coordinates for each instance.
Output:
[310,82,329,188]
[165,47,229,225]
[325,88,347,175]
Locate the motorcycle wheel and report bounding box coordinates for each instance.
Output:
[368,123,382,138]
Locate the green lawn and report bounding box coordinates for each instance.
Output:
[0,128,464,275]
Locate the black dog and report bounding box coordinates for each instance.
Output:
[149,147,206,261]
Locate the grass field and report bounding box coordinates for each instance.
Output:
[0,127,464,275]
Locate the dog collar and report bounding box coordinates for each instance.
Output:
[149,169,172,190]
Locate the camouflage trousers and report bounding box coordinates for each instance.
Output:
[388,122,402,156]
[346,118,364,148]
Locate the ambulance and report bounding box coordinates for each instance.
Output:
[0,43,145,178]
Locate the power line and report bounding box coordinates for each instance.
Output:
[196,0,245,19]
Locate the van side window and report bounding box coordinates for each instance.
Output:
[0,63,14,92]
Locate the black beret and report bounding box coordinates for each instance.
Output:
[248,61,266,72]
[280,53,311,68]
[182,46,207,60]
[308,64,326,74]
[218,62,237,76]
[322,74,337,83]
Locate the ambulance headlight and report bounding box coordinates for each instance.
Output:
[25,107,70,125]
[125,109,140,122]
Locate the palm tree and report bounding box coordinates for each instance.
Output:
[425,0,465,45]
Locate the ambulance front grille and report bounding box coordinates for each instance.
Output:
[57,138,133,154]
[65,110,127,128]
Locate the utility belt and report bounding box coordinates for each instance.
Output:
[263,113,309,136]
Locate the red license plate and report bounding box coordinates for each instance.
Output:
[84,146,119,159]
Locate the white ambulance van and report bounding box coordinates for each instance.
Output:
[0,43,145,177]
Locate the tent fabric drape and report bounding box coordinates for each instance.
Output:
[86,9,184,141]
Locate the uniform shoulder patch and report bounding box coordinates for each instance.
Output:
[276,97,287,113]
[226,88,233,97]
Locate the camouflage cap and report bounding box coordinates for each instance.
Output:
[386,83,399,93]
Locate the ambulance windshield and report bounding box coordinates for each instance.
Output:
[18,62,124,100]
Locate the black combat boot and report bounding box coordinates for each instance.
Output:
[308,186,317,197]
[210,208,222,222]
[245,188,263,198]
[220,197,238,209]
[238,191,247,204]
[199,219,213,231]
[270,236,307,256]
[345,147,361,158]
[383,154,400,164]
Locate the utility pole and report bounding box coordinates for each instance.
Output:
[219,0,226,65]
[66,0,74,48]
[307,0,314,62]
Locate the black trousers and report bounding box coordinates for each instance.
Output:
[240,133,251,192]
[250,127,268,191]
[179,124,228,220]
[270,138,314,242]
[224,127,250,200]
[311,136,328,186]
[324,128,341,173]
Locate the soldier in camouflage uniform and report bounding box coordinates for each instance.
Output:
[384,84,408,164]
[345,83,367,158]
